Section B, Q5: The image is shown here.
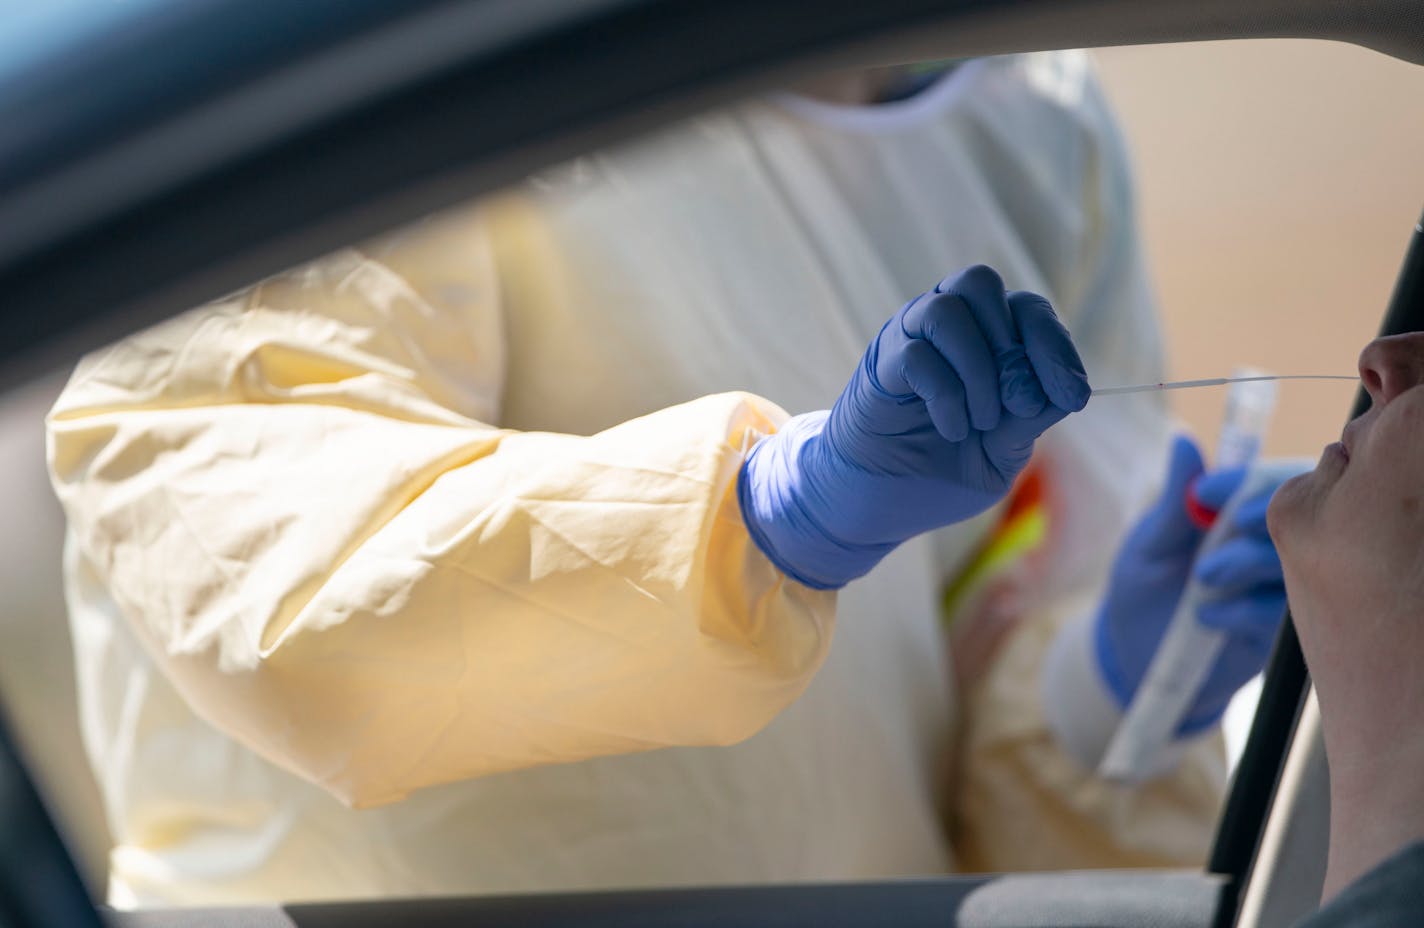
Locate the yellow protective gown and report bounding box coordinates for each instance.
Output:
[48,52,1227,907]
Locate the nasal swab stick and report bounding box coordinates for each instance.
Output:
[1091,374,1357,396]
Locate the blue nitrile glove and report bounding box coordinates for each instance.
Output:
[1094,434,1291,734]
[738,264,1091,590]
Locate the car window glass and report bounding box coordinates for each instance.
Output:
[1,39,1422,910]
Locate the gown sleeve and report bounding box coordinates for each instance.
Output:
[48,204,834,808]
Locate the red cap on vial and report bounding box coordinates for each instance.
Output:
[1184,476,1219,530]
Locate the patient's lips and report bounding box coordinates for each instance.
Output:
[1340,418,1366,460]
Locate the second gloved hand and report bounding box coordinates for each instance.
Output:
[738,265,1090,590]
[1094,435,1294,734]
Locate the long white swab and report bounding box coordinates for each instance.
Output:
[1091,374,1357,396]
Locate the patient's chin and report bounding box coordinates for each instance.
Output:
[1266,469,1319,556]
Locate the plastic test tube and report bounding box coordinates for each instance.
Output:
[1097,369,1279,781]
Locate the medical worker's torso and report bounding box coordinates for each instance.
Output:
[69,53,1141,906]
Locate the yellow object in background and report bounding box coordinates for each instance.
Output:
[942,467,1050,626]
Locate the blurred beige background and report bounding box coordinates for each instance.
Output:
[1096,39,1424,457]
[2,38,1422,897]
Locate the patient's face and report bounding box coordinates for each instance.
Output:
[1269,332,1424,641]
[1270,333,1424,756]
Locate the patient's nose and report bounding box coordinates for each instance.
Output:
[1358,333,1424,406]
